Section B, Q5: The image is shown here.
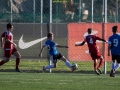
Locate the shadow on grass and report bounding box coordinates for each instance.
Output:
[1,69,120,75]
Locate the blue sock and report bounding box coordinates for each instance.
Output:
[114,64,120,70]
[112,62,115,69]
[45,65,54,69]
[65,60,71,68]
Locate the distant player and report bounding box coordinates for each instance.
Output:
[108,26,120,77]
[75,28,107,75]
[39,32,76,72]
[0,23,22,72]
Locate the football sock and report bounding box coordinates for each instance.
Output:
[16,58,20,69]
[111,62,115,69]
[65,60,71,68]
[45,65,54,69]
[94,61,97,70]
[0,60,5,66]
[114,64,120,71]
[98,59,104,69]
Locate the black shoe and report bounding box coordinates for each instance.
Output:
[110,72,116,77]
[110,74,116,77]
[95,70,100,75]
[97,68,102,74]
[110,69,115,77]
[42,66,46,73]
[15,68,22,72]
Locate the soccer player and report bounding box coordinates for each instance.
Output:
[108,26,120,77]
[75,28,107,75]
[0,23,22,72]
[39,32,75,72]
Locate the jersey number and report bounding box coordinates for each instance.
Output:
[89,38,93,44]
[113,39,118,47]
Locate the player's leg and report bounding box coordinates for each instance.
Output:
[60,55,76,72]
[112,62,120,77]
[93,59,97,70]
[42,65,55,73]
[90,53,100,75]
[98,56,104,69]
[110,55,116,77]
[93,59,100,75]
[12,48,22,72]
[60,56,71,68]
[93,52,103,74]
[42,56,55,72]
[97,56,104,74]
[114,63,120,71]
[0,50,11,66]
[0,58,10,66]
[114,56,120,70]
[54,53,72,68]
[111,56,120,77]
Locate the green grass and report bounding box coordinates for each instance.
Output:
[1,72,120,90]
[0,60,120,90]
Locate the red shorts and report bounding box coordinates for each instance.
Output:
[4,47,17,57]
[90,52,102,60]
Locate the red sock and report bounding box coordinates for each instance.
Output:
[94,61,97,70]
[16,58,20,69]
[98,59,104,69]
[0,60,5,66]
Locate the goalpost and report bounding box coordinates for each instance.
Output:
[103,0,107,74]
[48,0,53,73]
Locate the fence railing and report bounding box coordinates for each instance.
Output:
[0,0,120,23]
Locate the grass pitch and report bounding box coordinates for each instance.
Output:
[0,60,120,90]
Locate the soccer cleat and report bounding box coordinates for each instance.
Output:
[71,63,78,72]
[15,68,22,72]
[42,66,46,73]
[110,73,116,77]
[95,70,100,75]
[97,68,102,74]
[110,69,116,77]
[71,67,75,72]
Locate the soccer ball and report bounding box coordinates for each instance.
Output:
[71,63,78,70]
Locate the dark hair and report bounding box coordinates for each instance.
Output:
[7,23,13,29]
[47,32,53,38]
[112,26,118,33]
[88,28,92,34]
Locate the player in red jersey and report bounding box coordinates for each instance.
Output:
[0,23,22,72]
[75,28,107,75]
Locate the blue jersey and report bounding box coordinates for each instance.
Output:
[44,40,59,55]
[108,34,120,55]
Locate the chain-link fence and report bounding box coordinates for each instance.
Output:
[0,0,120,23]
[0,0,120,73]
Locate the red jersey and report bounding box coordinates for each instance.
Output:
[84,34,102,53]
[1,30,13,50]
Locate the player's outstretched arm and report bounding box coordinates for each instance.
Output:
[96,36,107,43]
[75,41,85,46]
[56,45,69,48]
[100,39,107,42]
[39,45,46,57]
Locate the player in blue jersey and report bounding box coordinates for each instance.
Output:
[108,26,120,77]
[39,32,75,72]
